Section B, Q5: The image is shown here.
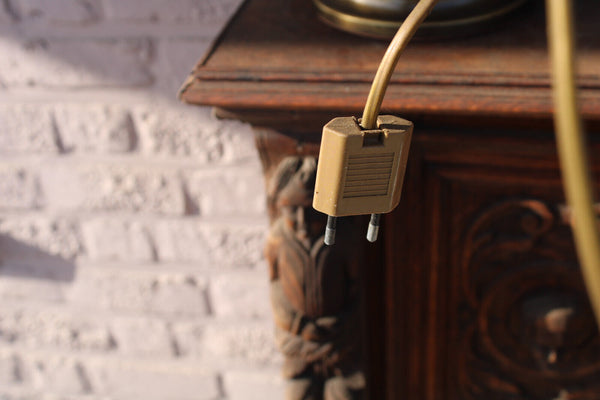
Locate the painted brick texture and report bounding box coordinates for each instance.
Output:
[102,0,239,23]
[0,0,283,399]
[0,38,154,87]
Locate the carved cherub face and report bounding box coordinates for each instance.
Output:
[269,157,325,243]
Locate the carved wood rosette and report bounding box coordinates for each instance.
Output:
[255,128,366,400]
[458,199,600,400]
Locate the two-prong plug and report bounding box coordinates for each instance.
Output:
[313,115,413,245]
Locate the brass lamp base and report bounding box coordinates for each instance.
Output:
[314,0,529,39]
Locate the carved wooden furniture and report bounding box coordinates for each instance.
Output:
[179,0,600,398]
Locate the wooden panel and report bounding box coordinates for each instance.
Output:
[386,129,600,400]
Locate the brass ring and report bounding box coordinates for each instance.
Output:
[314,0,529,39]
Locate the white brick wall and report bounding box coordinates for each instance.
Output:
[0,1,283,399]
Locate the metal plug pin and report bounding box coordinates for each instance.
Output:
[366,213,381,242]
[324,216,337,245]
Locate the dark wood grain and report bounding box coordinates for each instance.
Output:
[180,0,600,121]
[387,131,600,400]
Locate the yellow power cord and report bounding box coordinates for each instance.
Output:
[360,0,439,130]
[546,0,600,326]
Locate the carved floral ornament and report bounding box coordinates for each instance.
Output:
[458,199,600,400]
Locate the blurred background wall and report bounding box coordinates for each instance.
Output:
[0,0,283,399]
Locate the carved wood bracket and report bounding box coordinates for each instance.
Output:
[256,128,366,400]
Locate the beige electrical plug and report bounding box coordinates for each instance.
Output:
[311,0,437,244]
[313,115,413,245]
